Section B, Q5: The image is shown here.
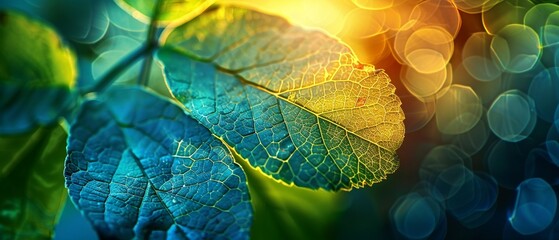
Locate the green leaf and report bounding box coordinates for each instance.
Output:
[0,125,68,239]
[158,6,405,191]
[65,86,252,239]
[0,10,77,134]
[115,0,215,26]
[234,154,342,240]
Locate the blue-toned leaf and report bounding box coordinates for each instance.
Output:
[0,10,77,134]
[158,5,405,191]
[0,125,67,239]
[64,86,252,239]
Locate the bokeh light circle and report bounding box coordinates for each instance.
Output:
[528,67,559,123]
[509,178,557,235]
[483,0,535,35]
[487,89,537,142]
[400,62,452,101]
[390,192,445,239]
[404,26,454,74]
[524,3,559,47]
[462,32,502,82]
[435,84,483,135]
[490,24,541,73]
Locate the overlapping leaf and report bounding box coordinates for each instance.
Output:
[115,0,215,26]
[64,87,252,239]
[158,5,405,191]
[0,125,67,239]
[0,10,77,134]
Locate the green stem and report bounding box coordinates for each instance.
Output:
[81,45,147,95]
[138,0,165,86]
[81,0,164,95]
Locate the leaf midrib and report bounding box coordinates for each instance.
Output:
[109,112,221,234]
[162,46,393,154]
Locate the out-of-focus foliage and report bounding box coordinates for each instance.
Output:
[65,87,252,239]
[0,10,77,134]
[0,125,67,239]
[116,0,215,26]
[237,155,342,240]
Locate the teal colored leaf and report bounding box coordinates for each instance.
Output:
[0,10,77,134]
[158,6,405,191]
[0,125,68,239]
[64,86,252,239]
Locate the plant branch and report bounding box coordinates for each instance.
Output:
[138,0,165,86]
[81,0,164,95]
[80,45,147,95]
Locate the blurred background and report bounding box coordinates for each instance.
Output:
[2,0,559,239]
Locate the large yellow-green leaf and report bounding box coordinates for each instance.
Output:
[158,6,405,190]
[0,125,67,239]
[115,0,215,26]
[0,10,77,134]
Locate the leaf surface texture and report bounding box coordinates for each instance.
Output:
[158,6,405,190]
[65,87,252,239]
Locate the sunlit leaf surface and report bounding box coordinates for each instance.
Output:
[115,0,215,26]
[0,125,67,239]
[158,5,405,190]
[0,10,77,134]
[65,87,252,239]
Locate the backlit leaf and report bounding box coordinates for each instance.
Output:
[234,154,342,240]
[0,125,67,239]
[64,86,252,239]
[0,10,77,134]
[158,5,405,191]
[115,0,215,26]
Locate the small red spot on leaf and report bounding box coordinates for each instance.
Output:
[356,97,366,107]
[354,63,364,70]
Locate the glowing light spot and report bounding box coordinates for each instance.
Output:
[462,32,502,82]
[483,0,534,35]
[509,178,557,235]
[543,12,559,47]
[446,171,498,228]
[390,192,444,239]
[453,0,502,14]
[408,0,462,37]
[401,63,452,101]
[490,24,541,73]
[352,0,395,10]
[340,8,387,38]
[443,118,489,156]
[528,68,559,123]
[524,3,559,47]
[419,145,472,189]
[404,26,454,74]
[435,85,483,135]
[487,90,536,142]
